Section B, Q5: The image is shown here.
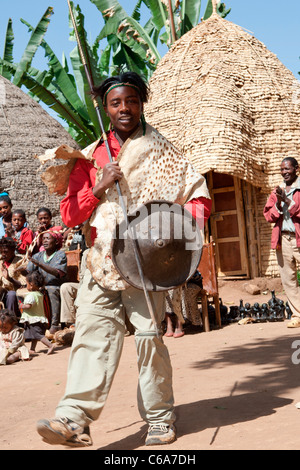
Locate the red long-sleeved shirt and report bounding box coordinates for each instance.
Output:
[60,132,211,241]
[263,187,300,249]
[5,226,34,254]
[17,227,34,254]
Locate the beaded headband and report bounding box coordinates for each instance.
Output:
[103,82,141,105]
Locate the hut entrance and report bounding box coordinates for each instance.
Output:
[207,171,249,278]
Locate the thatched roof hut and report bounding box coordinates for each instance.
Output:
[0,75,77,229]
[145,11,300,279]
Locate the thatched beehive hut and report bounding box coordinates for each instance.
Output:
[0,75,78,229]
[145,10,300,279]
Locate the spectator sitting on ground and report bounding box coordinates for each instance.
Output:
[5,209,34,255]
[60,249,88,328]
[33,208,63,253]
[26,230,67,335]
[0,309,30,365]
[0,237,26,318]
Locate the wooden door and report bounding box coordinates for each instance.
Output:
[207,172,249,277]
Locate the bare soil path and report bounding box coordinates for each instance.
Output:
[2,280,300,451]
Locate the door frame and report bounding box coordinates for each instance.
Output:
[207,171,250,278]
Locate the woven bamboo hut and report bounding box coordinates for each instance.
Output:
[0,75,78,229]
[144,9,300,279]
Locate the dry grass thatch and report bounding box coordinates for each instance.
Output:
[0,76,78,227]
[145,13,300,193]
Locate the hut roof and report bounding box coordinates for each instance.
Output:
[0,75,78,226]
[144,13,300,193]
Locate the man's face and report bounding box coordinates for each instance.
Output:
[104,86,143,138]
[37,211,52,228]
[0,245,15,262]
[280,160,298,186]
[0,320,12,334]
[42,233,56,251]
[12,214,25,231]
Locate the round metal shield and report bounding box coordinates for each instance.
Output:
[111,200,203,291]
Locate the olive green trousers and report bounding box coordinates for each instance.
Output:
[55,269,175,428]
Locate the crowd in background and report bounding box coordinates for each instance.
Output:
[0,193,87,365]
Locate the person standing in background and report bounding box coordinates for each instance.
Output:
[264,157,300,328]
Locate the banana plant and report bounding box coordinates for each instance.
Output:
[91,0,161,79]
[92,0,230,62]
[175,0,231,41]
[12,7,54,87]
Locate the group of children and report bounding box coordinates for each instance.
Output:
[0,194,62,255]
[0,195,68,365]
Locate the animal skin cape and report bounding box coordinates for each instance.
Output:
[36,123,210,290]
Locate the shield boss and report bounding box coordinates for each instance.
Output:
[111,200,202,291]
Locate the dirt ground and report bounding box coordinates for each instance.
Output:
[2,278,300,451]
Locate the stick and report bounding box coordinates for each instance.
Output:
[67,0,159,336]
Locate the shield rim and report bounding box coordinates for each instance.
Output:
[111,199,203,291]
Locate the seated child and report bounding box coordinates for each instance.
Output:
[5,209,34,254]
[33,208,63,252]
[0,309,30,364]
[27,230,67,334]
[19,271,54,355]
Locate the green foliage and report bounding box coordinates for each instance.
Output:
[142,0,230,45]
[0,18,14,80]
[12,7,54,87]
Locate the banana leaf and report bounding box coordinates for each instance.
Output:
[13,7,53,87]
[69,46,86,103]
[0,18,14,80]
[131,0,143,22]
[88,0,127,48]
[91,0,160,64]
[98,43,111,77]
[20,17,90,123]
[61,52,77,89]
[112,42,150,78]
[68,1,109,136]
[66,122,96,147]
[116,16,161,65]
[180,0,202,35]
[69,2,102,87]
[89,0,126,20]
[142,0,167,32]
[142,18,160,48]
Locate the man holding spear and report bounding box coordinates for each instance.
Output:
[36,70,211,447]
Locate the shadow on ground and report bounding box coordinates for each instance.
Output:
[97,392,290,450]
[97,332,297,450]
